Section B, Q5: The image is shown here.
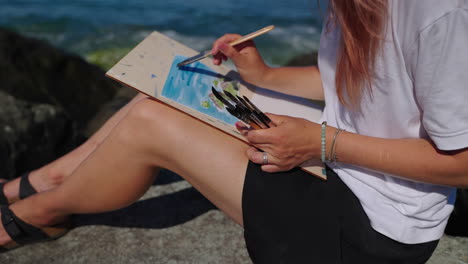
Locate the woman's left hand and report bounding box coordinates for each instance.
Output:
[237,113,322,173]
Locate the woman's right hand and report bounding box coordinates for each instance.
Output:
[211,34,270,87]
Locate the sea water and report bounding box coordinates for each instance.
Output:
[0,0,326,66]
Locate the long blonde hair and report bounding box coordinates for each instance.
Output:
[328,0,388,108]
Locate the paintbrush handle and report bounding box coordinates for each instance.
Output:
[177,25,275,67]
[229,25,275,47]
[195,50,212,62]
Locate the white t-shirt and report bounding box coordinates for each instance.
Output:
[319,0,468,244]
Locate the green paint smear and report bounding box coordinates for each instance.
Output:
[200,101,210,109]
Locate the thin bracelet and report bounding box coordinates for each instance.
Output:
[330,129,344,163]
[321,121,327,164]
[328,128,342,162]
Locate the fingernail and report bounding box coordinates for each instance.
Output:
[235,121,245,128]
[219,43,229,52]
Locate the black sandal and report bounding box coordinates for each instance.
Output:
[0,206,69,253]
[0,173,37,205]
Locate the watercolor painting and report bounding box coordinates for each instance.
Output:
[161,55,241,125]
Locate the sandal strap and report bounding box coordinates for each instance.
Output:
[1,206,49,244]
[19,173,37,200]
[0,183,7,205]
[0,245,9,253]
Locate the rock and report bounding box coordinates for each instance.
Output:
[0,27,120,129]
[285,52,318,66]
[0,91,84,179]
[84,85,137,137]
[0,177,466,263]
[0,26,126,179]
[0,178,251,264]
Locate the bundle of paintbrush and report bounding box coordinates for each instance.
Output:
[211,87,273,130]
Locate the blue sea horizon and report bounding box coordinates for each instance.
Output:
[0,0,325,65]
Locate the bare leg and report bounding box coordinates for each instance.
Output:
[2,93,148,203]
[0,99,249,245]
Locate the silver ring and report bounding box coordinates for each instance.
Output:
[262,152,268,165]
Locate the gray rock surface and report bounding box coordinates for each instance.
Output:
[0,91,83,179]
[0,171,252,264]
[0,172,466,263]
[0,27,121,179]
[0,27,119,129]
[428,235,468,264]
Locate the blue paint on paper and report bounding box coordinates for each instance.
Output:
[161,55,239,125]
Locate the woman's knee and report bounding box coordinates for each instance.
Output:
[126,98,173,125]
[116,99,179,153]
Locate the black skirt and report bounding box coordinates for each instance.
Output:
[241,162,439,264]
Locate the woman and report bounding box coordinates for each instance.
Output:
[1,0,468,262]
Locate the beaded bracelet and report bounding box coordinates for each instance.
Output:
[321,121,327,164]
[321,121,327,175]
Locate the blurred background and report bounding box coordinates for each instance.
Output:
[0,0,324,69]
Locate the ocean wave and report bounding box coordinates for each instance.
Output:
[269,24,321,51]
[161,30,217,53]
[1,0,323,66]
[160,24,321,66]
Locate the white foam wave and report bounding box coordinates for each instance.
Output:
[269,25,321,52]
[161,30,216,52]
